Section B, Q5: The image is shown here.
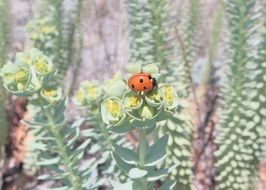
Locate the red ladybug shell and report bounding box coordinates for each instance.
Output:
[128,73,154,92]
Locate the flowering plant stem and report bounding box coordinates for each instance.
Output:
[37,93,82,190]
[138,128,148,190]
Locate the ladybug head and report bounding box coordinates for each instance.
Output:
[151,77,157,88]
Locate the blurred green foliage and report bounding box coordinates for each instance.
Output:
[0,0,10,159]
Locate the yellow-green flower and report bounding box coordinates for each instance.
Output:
[147,92,161,102]
[145,89,163,107]
[15,69,29,82]
[40,25,55,34]
[0,62,31,90]
[34,55,53,75]
[104,99,122,118]
[74,89,85,105]
[41,87,62,103]
[161,84,178,110]
[83,81,101,100]
[101,97,125,125]
[17,83,27,91]
[84,83,101,100]
[0,50,53,96]
[125,96,141,108]
[162,85,174,105]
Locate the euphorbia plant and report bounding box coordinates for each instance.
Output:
[73,80,129,182]
[0,49,101,190]
[101,63,179,190]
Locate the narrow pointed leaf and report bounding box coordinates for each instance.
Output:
[113,144,138,164]
[145,135,169,166]
[111,152,134,174]
[128,168,148,179]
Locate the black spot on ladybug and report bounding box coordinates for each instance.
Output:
[144,86,146,90]
[148,75,152,79]
[140,78,143,83]
[132,84,135,88]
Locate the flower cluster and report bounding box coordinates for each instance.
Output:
[101,64,179,130]
[26,14,58,57]
[73,80,102,114]
[0,49,60,103]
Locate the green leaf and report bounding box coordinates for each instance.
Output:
[158,180,177,190]
[70,139,91,161]
[49,187,69,190]
[111,152,134,174]
[109,119,135,134]
[110,180,133,190]
[128,168,148,179]
[30,142,47,151]
[145,134,169,166]
[147,169,168,181]
[66,118,84,146]
[54,98,67,124]
[143,64,159,74]
[80,128,95,137]
[125,64,142,74]
[38,174,53,180]
[38,157,60,166]
[113,144,138,164]
[132,118,157,128]
[104,76,127,97]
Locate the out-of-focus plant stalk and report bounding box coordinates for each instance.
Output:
[68,0,84,96]
[200,1,223,86]
[0,0,10,159]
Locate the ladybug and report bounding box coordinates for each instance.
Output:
[128,73,157,92]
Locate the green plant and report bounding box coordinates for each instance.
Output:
[47,0,65,79]
[26,14,59,59]
[215,0,266,189]
[0,49,101,189]
[126,0,154,65]
[27,0,84,87]
[0,0,10,159]
[200,0,223,85]
[180,0,200,65]
[67,0,85,96]
[100,63,178,189]
[73,80,129,182]
[126,2,196,189]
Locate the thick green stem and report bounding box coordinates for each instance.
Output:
[98,121,113,150]
[138,128,148,190]
[139,128,147,166]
